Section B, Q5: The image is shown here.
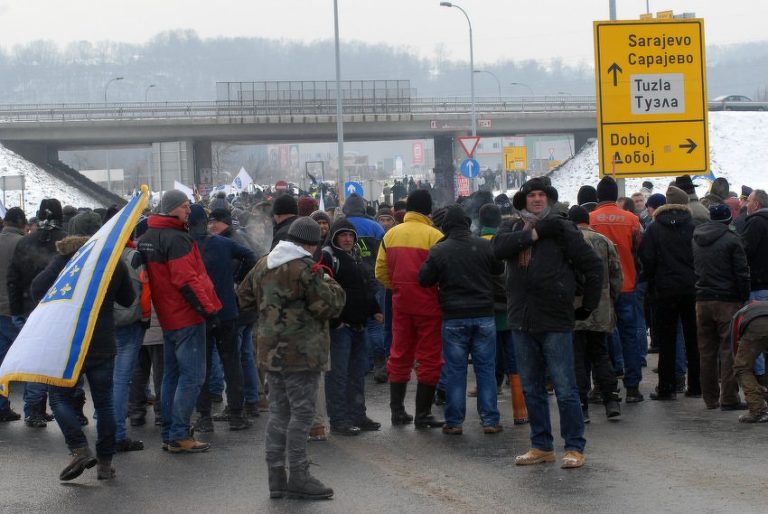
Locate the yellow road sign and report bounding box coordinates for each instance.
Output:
[594,19,709,178]
[503,147,527,171]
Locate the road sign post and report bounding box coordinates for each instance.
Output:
[594,18,709,178]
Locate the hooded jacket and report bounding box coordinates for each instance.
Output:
[0,226,25,316]
[375,211,443,317]
[419,206,504,319]
[589,201,641,293]
[7,220,67,316]
[30,236,134,360]
[236,240,346,372]
[138,214,222,331]
[320,219,381,326]
[701,177,730,208]
[492,210,604,332]
[342,195,385,269]
[639,204,696,298]
[741,209,768,291]
[271,214,298,250]
[692,221,750,302]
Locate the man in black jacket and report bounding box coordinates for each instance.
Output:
[740,189,768,381]
[693,205,750,411]
[30,214,135,481]
[491,178,602,469]
[271,194,299,250]
[320,219,382,435]
[419,205,504,435]
[7,198,67,428]
[639,186,701,401]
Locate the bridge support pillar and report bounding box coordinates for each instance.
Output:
[431,135,455,207]
[573,130,596,154]
[151,140,196,192]
[2,142,59,166]
[193,140,213,187]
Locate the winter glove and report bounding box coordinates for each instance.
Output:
[11,315,25,330]
[534,219,562,239]
[574,307,592,321]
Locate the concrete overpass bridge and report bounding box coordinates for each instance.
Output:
[0,96,598,200]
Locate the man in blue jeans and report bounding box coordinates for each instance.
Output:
[492,179,603,469]
[138,190,222,453]
[418,205,504,435]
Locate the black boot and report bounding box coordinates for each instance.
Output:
[59,447,97,481]
[414,383,444,429]
[268,466,287,499]
[74,393,88,426]
[287,464,334,500]
[604,392,622,419]
[24,401,48,428]
[390,382,413,425]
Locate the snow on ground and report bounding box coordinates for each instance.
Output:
[0,144,105,215]
[548,112,768,205]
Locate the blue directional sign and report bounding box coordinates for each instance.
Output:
[344,181,364,197]
[460,158,480,178]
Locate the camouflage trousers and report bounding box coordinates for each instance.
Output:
[265,371,320,469]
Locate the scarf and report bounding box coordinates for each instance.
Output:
[518,207,550,268]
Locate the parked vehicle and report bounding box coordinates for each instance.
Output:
[709,95,767,111]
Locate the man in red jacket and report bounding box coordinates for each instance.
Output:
[138,190,222,453]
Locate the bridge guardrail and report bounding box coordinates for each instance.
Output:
[0,96,598,122]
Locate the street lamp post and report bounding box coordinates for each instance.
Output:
[145,84,157,102]
[474,69,502,99]
[104,76,124,103]
[333,0,346,199]
[510,82,534,96]
[440,2,476,137]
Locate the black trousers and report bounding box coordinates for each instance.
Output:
[654,293,700,394]
[196,319,244,416]
[573,330,618,407]
[128,344,164,417]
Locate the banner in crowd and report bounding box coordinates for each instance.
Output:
[173,180,195,201]
[0,186,149,396]
[231,167,253,191]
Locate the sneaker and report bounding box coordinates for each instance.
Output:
[115,438,145,452]
[720,402,748,411]
[168,437,210,453]
[515,448,555,466]
[0,409,21,422]
[442,425,463,435]
[482,424,503,434]
[561,450,585,469]
[308,424,327,442]
[738,410,768,423]
[194,416,214,433]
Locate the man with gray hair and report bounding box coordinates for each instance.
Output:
[741,189,768,382]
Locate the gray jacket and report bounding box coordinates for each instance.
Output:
[0,226,25,316]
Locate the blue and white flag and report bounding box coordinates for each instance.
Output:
[231,167,253,191]
[0,186,148,396]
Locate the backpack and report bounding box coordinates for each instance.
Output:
[114,247,145,327]
[730,301,768,355]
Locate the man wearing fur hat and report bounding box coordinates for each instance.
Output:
[492,178,603,469]
[639,185,701,401]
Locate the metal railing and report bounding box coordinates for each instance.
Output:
[0,96,598,122]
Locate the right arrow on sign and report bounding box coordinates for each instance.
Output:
[679,138,697,154]
[607,63,623,87]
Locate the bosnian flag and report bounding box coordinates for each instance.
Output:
[231,167,253,191]
[0,186,148,395]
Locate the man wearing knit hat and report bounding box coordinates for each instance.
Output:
[271,194,299,250]
[375,189,444,429]
[139,190,222,453]
[237,216,345,500]
[590,176,644,403]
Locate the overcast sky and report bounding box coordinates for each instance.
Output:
[1,1,766,64]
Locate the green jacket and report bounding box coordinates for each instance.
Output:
[237,242,346,372]
[574,226,623,333]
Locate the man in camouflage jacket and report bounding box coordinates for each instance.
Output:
[237,217,345,500]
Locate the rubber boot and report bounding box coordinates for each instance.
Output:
[413,383,444,429]
[59,447,97,481]
[268,466,287,499]
[509,374,528,425]
[389,382,413,425]
[287,464,334,500]
[97,458,116,480]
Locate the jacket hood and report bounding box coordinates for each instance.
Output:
[653,203,692,226]
[708,177,730,202]
[440,205,471,236]
[326,218,357,250]
[148,214,187,231]
[266,240,312,269]
[55,235,90,256]
[342,194,367,217]
[693,221,730,246]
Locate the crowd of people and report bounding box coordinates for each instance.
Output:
[1,171,768,499]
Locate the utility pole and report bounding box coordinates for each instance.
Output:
[609,0,626,197]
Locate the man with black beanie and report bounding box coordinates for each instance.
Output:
[590,176,645,403]
[271,194,299,250]
[375,189,444,429]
